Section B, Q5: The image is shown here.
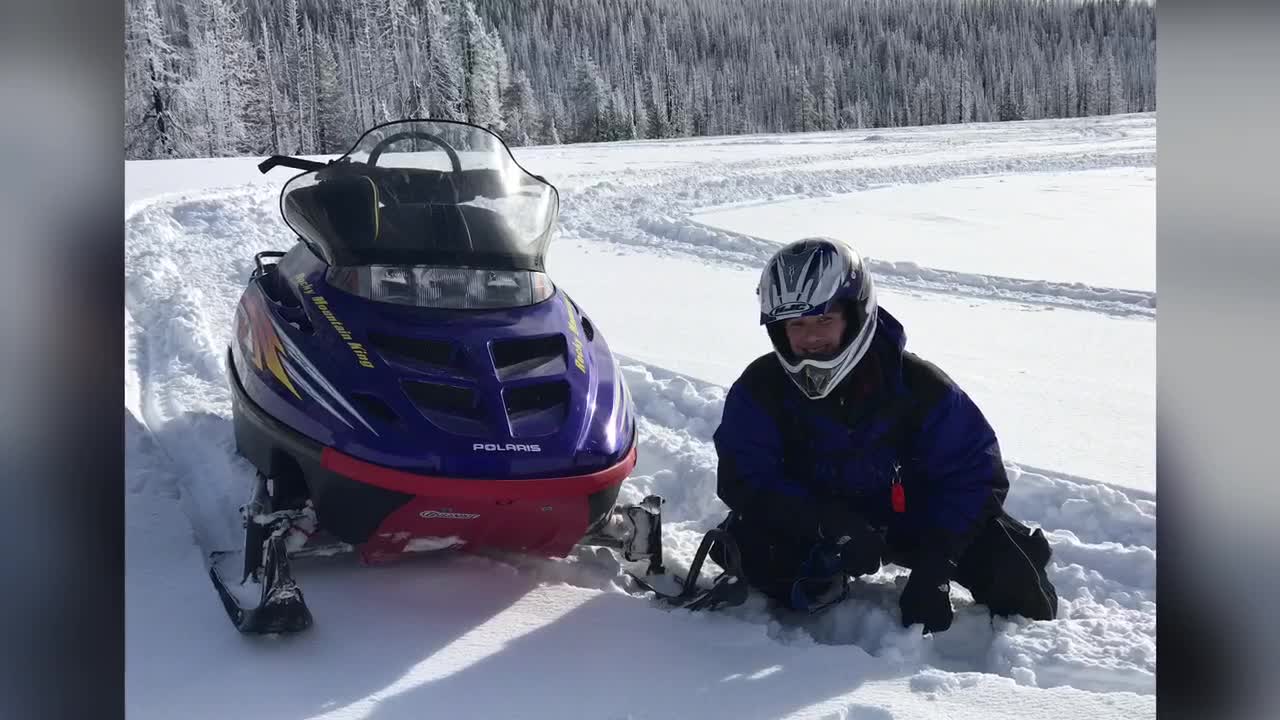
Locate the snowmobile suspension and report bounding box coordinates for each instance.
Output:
[582,495,666,576]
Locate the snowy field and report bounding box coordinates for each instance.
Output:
[126,113,1156,719]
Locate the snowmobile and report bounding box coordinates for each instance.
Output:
[211,119,745,634]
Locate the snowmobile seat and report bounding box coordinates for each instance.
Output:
[392,168,523,205]
[377,202,525,258]
[282,176,381,261]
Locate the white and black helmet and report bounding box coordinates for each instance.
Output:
[757,237,878,399]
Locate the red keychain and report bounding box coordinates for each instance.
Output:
[890,463,906,513]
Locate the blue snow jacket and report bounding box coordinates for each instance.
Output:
[713,308,1008,559]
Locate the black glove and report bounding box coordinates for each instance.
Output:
[899,552,956,633]
[817,504,884,577]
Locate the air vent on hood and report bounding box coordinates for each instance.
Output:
[368,332,457,369]
[350,392,399,425]
[504,380,569,437]
[403,381,487,436]
[491,335,567,381]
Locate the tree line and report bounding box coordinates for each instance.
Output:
[125,0,1156,159]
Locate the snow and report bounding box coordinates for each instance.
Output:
[404,537,466,553]
[126,113,1156,719]
[690,168,1156,292]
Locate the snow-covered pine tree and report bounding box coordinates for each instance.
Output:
[799,65,818,132]
[1061,51,1078,117]
[1084,51,1105,117]
[572,51,609,142]
[351,0,381,128]
[540,96,563,145]
[960,60,975,123]
[501,69,536,145]
[492,27,511,123]
[280,0,303,152]
[468,26,506,131]
[186,0,254,156]
[424,0,464,120]
[1105,46,1127,115]
[998,73,1021,121]
[627,27,648,139]
[313,28,352,153]
[243,16,284,154]
[454,0,480,122]
[820,55,837,131]
[400,8,431,120]
[298,16,323,152]
[125,0,191,159]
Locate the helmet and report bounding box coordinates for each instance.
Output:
[757,237,878,399]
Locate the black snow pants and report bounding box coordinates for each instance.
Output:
[712,509,1058,621]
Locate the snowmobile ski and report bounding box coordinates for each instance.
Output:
[209,537,312,635]
[208,473,314,634]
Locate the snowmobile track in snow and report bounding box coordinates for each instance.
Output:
[556,122,1155,319]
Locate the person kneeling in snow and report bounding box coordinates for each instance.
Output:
[709,237,1058,633]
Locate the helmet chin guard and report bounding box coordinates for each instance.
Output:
[757,238,878,399]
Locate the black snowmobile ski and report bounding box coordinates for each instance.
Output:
[208,473,314,634]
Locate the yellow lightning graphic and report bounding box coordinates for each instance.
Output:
[244,297,301,400]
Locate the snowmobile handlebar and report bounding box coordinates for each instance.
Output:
[258,155,329,175]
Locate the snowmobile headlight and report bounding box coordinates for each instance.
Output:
[327,265,554,309]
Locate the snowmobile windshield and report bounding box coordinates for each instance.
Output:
[279,120,558,273]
